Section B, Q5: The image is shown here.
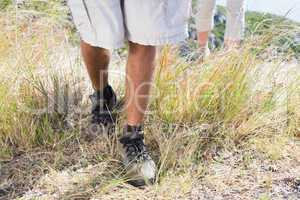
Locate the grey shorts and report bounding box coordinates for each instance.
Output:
[68,0,192,49]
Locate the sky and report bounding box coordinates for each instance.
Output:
[218,0,300,22]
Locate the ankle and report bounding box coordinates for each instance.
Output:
[94,84,114,100]
[199,43,208,49]
[120,124,144,143]
[125,124,143,132]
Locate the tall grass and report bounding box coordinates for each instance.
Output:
[145,18,300,178]
[0,1,299,162]
[0,5,80,160]
[147,46,298,180]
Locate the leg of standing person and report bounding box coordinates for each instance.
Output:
[119,42,156,187]
[80,42,118,125]
[68,0,124,125]
[224,0,246,48]
[118,0,191,186]
[196,0,216,58]
[125,42,156,126]
[80,42,110,91]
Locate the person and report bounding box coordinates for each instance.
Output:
[68,0,191,186]
[196,0,246,58]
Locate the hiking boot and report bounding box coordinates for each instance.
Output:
[89,85,117,125]
[119,125,156,187]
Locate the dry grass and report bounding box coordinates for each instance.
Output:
[0,2,299,200]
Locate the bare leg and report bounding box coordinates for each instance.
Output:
[198,31,210,48]
[198,32,210,48]
[196,0,216,59]
[125,42,156,126]
[197,31,211,60]
[224,0,245,48]
[196,0,216,48]
[80,41,110,91]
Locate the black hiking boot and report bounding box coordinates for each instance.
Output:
[119,125,156,187]
[89,85,117,126]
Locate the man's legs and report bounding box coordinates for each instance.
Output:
[118,42,157,187]
[196,0,216,58]
[80,39,156,127]
[224,0,245,48]
[80,41,117,125]
[198,31,210,48]
[125,42,156,126]
[80,41,110,91]
[119,0,191,186]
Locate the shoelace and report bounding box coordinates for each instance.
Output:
[120,134,150,163]
[90,93,114,124]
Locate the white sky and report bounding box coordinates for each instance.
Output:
[218,0,300,22]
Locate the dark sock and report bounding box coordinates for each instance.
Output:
[95,84,114,101]
[125,124,143,133]
[120,124,144,143]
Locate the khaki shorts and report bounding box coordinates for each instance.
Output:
[68,0,191,49]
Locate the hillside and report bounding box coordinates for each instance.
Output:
[0,1,299,200]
